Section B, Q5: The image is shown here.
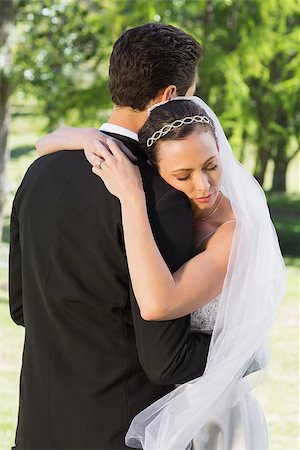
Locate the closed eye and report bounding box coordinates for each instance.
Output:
[177,174,191,181]
[204,164,218,171]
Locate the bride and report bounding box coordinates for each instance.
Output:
[37,96,285,449]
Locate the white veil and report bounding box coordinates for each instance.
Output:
[125,96,286,449]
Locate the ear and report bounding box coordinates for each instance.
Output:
[145,85,177,113]
[160,84,177,101]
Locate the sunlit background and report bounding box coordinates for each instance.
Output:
[0,1,299,449]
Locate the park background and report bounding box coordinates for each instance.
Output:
[0,0,299,449]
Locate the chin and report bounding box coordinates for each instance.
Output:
[191,199,211,209]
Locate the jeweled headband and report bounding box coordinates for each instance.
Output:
[146,115,213,148]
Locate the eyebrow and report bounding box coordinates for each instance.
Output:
[171,156,217,173]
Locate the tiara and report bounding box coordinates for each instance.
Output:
[146,115,212,148]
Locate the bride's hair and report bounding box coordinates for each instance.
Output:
[138,100,217,168]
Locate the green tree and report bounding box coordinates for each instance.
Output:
[12,0,300,192]
[14,0,114,130]
[13,0,158,130]
[245,0,300,191]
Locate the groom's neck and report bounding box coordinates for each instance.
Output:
[108,105,147,133]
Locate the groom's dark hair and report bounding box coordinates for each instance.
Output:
[109,23,203,111]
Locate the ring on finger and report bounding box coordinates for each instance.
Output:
[97,159,105,170]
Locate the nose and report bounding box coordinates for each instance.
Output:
[194,171,210,194]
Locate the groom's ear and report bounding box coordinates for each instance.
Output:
[160,84,177,101]
[145,85,177,112]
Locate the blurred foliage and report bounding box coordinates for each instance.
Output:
[266,192,300,256]
[10,0,300,192]
[13,0,114,128]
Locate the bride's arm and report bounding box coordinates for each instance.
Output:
[93,139,236,321]
[36,127,137,165]
[36,127,100,156]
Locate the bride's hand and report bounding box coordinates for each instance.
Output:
[83,131,137,166]
[91,138,143,202]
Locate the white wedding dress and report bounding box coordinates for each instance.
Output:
[187,223,265,450]
[190,296,249,450]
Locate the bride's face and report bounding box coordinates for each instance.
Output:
[157,130,222,211]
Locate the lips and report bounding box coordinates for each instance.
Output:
[198,194,211,200]
[194,194,212,203]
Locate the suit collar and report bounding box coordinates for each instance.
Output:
[99,123,138,142]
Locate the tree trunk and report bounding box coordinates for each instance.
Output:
[272,159,288,192]
[0,0,15,240]
[254,146,270,187]
[0,81,10,239]
[271,108,290,193]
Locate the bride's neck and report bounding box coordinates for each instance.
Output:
[108,105,147,133]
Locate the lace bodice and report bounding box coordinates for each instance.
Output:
[190,295,220,332]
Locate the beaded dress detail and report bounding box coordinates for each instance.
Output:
[190,295,220,332]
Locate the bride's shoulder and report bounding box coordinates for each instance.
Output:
[221,194,236,221]
[205,220,237,262]
[206,196,237,252]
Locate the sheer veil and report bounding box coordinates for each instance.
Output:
[125,96,286,449]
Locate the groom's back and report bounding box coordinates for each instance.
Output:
[10,134,211,450]
[10,149,177,449]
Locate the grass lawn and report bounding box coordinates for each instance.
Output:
[256,259,299,450]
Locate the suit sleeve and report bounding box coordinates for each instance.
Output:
[9,200,24,326]
[129,188,211,385]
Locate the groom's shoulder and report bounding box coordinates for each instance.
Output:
[20,150,88,183]
[138,158,189,211]
[28,149,87,172]
[14,150,91,203]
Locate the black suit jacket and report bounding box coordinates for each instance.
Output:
[9,134,211,450]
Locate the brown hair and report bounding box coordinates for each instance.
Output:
[109,23,203,111]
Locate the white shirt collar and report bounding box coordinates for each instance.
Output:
[99,123,139,142]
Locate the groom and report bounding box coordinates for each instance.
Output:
[9,24,211,449]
